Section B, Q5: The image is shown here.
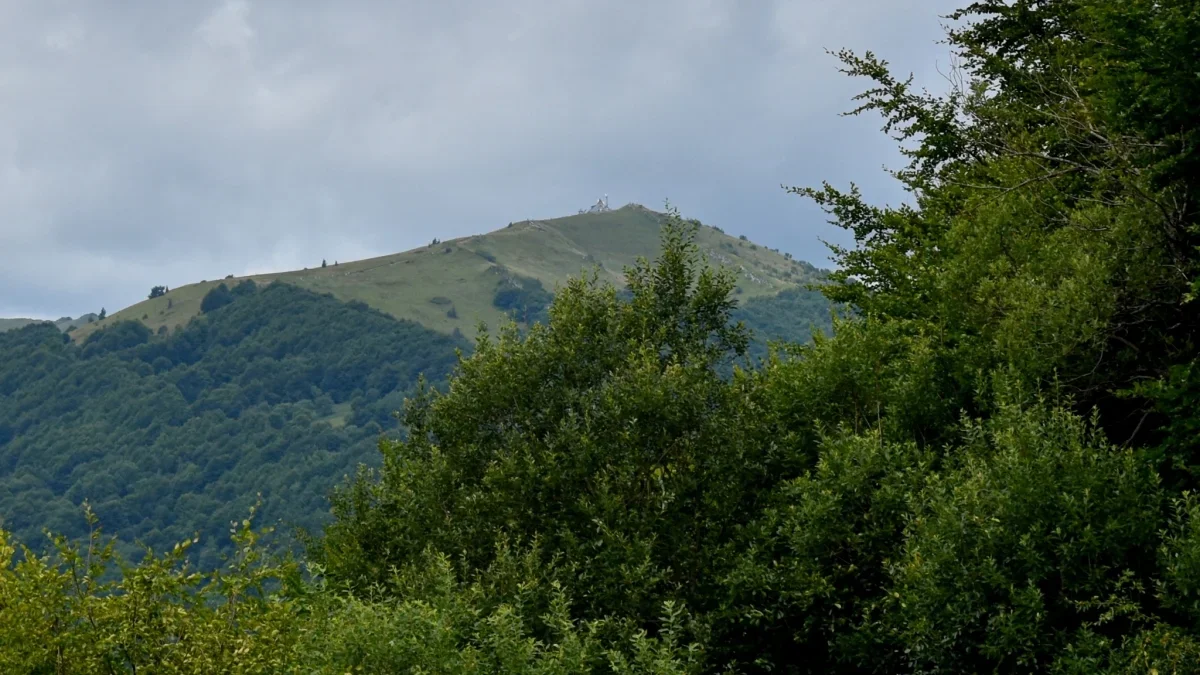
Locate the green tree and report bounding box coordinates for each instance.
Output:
[793,0,1200,450]
[318,212,769,629]
[199,283,234,314]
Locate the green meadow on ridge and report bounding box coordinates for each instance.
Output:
[68,204,826,344]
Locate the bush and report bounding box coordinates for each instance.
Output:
[0,508,708,674]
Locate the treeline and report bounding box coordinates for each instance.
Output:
[5,0,1200,671]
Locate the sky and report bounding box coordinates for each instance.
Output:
[1,0,962,320]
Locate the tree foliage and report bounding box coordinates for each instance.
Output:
[492,272,555,325]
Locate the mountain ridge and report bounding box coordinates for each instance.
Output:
[67,204,825,343]
[0,314,98,333]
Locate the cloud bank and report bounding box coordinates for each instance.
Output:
[0,0,960,318]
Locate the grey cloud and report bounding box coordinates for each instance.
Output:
[0,0,961,318]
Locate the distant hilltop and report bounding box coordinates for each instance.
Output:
[0,313,99,333]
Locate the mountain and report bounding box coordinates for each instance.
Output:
[0,207,831,566]
[0,313,98,333]
[70,204,827,345]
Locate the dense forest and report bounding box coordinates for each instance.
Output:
[732,284,835,361]
[4,0,1200,672]
[0,282,466,568]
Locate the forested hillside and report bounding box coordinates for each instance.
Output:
[731,284,835,361]
[4,0,1200,672]
[0,281,465,568]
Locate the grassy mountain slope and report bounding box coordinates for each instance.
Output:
[73,205,823,343]
[0,319,36,332]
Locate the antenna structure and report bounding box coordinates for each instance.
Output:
[579,193,612,214]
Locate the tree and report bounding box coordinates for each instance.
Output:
[319,211,762,630]
[97,308,106,321]
[321,259,327,268]
[792,0,1200,450]
[148,285,167,299]
[199,284,234,314]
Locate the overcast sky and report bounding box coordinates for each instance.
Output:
[1,0,961,319]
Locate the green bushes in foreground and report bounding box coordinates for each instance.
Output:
[0,507,703,674]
